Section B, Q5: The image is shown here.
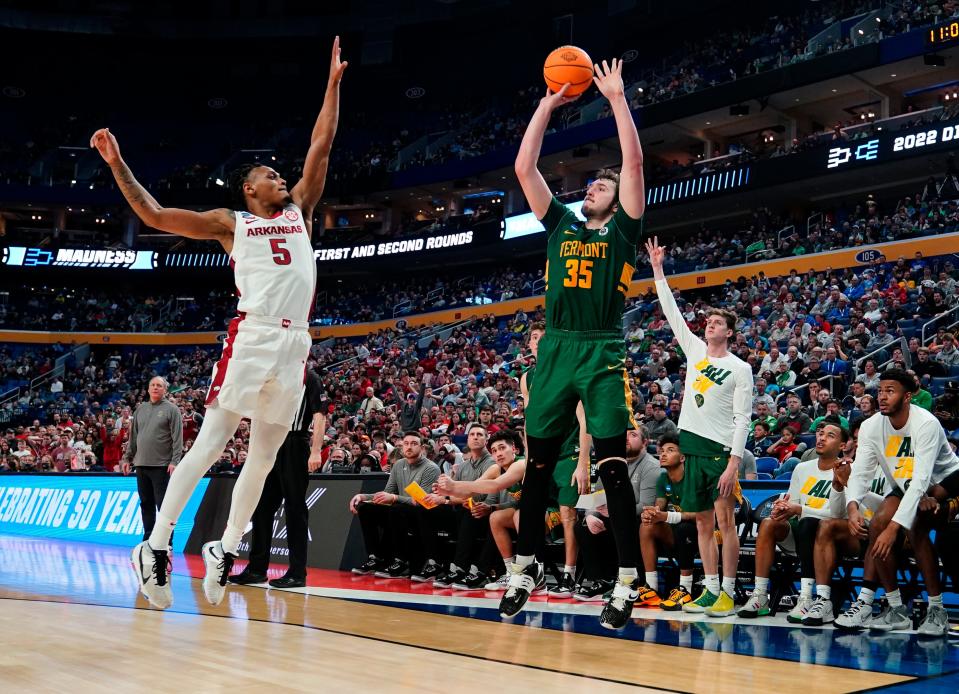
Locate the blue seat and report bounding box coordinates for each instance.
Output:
[931,376,951,397]
[756,456,779,474]
[798,433,816,449]
[949,364,959,377]
[757,472,774,480]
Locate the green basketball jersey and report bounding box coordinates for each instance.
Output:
[526,364,580,457]
[540,196,644,332]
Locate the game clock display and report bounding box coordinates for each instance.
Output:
[926,19,959,47]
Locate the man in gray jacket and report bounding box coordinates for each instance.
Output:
[573,424,660,599]
[121,377,183,543]
[349,431,441,579]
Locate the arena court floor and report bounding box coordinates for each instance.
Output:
[1,535,957,693]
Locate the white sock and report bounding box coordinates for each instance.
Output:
[147,407,244,550]
[887,589,902,608]
[504,556,514,573]
[816,584,831,600]
[800,577,814,598]
[679,574,693,591]
[148,513,176,552]
[221,526,242,556]
[618,567,638,584]
[425,558,437,567]
[722,576,736,596]
[754,576,769,594]
[860,587,876,605]
[705,574,720,595]
[645,571,659,592]
[564,564,576,577]
[929,594,943,607]
[449,563,461,573]
[221,419,289,556]
[470,564,479,575]
[515,554,535,568]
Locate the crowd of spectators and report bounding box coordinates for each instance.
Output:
[3,189,957,331]
[6,236,959,479]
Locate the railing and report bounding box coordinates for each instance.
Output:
[778,225,796,247]
[841,105,943,138]
[806,212,823,237]
[0,343,90,410]
[922,305,959,346]
[856,336,908,371]
[851,10,887,46]
[392,299,412,318]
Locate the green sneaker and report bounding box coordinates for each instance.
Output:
[737,591,771,618]
[682,588,719,613]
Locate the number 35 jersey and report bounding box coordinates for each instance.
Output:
[541,197,644,332]
[232,204,316,322]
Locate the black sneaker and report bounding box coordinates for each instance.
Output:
[411,562,443,583]
[375,559,410,578]
[548,572,576,598]
[600,578,639,630]
[452,571,490,591]
[499,562,545,618]
[352,555,385,575]
[573,578,613,602]
[269,574,306,589]
[435,568,468,588]
[228,569,268,585]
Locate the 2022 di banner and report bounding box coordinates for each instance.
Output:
[0,475,209,552]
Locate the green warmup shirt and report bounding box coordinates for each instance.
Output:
[655,470,684,512]
[541,196,645,332]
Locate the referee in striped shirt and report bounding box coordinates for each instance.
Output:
[230,368,326,588]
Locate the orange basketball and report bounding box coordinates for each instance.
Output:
[543,45,593,96]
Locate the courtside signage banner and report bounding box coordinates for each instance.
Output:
[314,230,475,263]
[0,475,209,552]
[185,476,384,570]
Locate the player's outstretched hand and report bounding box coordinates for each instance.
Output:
[592,58,625,101]
[90,128,121,165]
[541,82,581,111]
[328,35,348,88]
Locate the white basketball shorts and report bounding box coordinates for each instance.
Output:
[205,313,311,427]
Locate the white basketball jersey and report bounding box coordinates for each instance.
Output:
[231,204,316,322]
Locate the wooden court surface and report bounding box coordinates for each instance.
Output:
[0,546,913,694]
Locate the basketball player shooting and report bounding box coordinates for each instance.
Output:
[90,37,347,610]
[501,58,646,630]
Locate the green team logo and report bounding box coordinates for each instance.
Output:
[695,393,705,408]
[598,226,608,236]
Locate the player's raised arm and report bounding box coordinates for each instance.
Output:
[290,36,348,219]
[646,237,698,352]
[90,128,234,248]
[593,58,645,219]
[515,84,580,220]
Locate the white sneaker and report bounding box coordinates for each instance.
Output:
[201,541,236,606]
[835,598,874,630]
[802,597,834,626]
[484,573,510,591]
[869,604,911,632]
[786,595,813,623]
[917,605,949,637]
[131,541,173,609]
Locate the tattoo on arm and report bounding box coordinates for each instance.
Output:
[110,162,156,214]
